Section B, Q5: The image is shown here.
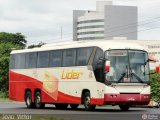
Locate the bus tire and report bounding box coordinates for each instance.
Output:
[119,105,130,111]
[83,92,96,111]
[34,91,45,109]
[70,104,79,109]
[25,91,35,108]
[55,103,68,109]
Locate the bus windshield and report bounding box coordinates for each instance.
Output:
[105,50,150,84]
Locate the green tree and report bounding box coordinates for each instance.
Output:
[0,43,21,95]
[0,32,27,48]
[0,32,27,98]
[150,73,160,102]
[28,42,45,49]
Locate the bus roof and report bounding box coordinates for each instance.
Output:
[11,40,146,54]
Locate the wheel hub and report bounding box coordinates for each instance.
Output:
[85,97,91,107]
[36,96,41,104]
[27,96,31,105]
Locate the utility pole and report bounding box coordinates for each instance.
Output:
[61,27,62,40]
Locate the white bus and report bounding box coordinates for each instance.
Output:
[9,40,151,111]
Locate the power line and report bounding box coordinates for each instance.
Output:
[104,17,160,33]
[107,25,160,38]
[28,34,73,45]
[28,15,160,44]
[27,5,160,44]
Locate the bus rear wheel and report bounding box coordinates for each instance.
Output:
[83,92,96,111]
[34,91,45,109]
[55,103,68,109]
[25,91,35,108]
[70,104,79,109]
[119,105,130,111]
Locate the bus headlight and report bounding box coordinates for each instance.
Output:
[110,94,117,98]
[144,95,149,99]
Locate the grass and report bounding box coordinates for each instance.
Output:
[0,91,12,102]
[33,115,70,120]
[0,98,12,102]
[0,114,71,120]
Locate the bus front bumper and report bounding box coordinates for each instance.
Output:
[104,93,150,105]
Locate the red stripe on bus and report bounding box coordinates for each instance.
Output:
[9,70,104,105]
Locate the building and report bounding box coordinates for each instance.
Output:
[73,1,137,41]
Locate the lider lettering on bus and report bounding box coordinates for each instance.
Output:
[61,70,83,79]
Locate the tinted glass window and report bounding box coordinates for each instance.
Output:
[37,51,49,68]
[93,48,104,69]
[93,48,104,83]
[77,47,93,66]
[63,49,76,67]
[49,50,62,67]
[9,54,15,69]
[25,52,37,68]
[15,53,25,69]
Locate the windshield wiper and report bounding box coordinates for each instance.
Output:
[117,65,128,83]
[130,72,144,83]
[117,72,145,83]
[117,72,126,83]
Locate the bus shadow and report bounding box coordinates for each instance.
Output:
[15,105,147,113]
[42,106,146,113]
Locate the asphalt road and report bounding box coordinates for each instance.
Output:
[0,102,159,120]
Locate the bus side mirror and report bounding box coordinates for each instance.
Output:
[99,57,108,61]
[105,61,110,72]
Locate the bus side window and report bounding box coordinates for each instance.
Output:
[62,49,76,67]
[93,48,104,83]
[10,54,15,69]
[25,52,37,68]
[15,53,25,69]
[77,47,93,66]
[37,51,49,68]
[49,50,62,67]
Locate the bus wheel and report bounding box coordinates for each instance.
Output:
[83,92,96,111]
[34,91,45,109]
[70,104,79,109]
[25,91,34,108]
[119,105,130,111]
[55,103,68,109]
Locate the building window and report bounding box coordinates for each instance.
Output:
[77,25,104,30]
[77,19,104,24]
[148,45,160,48]
[77,31,104,35]
[77,37,104,40]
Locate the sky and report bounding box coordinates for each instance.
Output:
[0,0,160,45]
